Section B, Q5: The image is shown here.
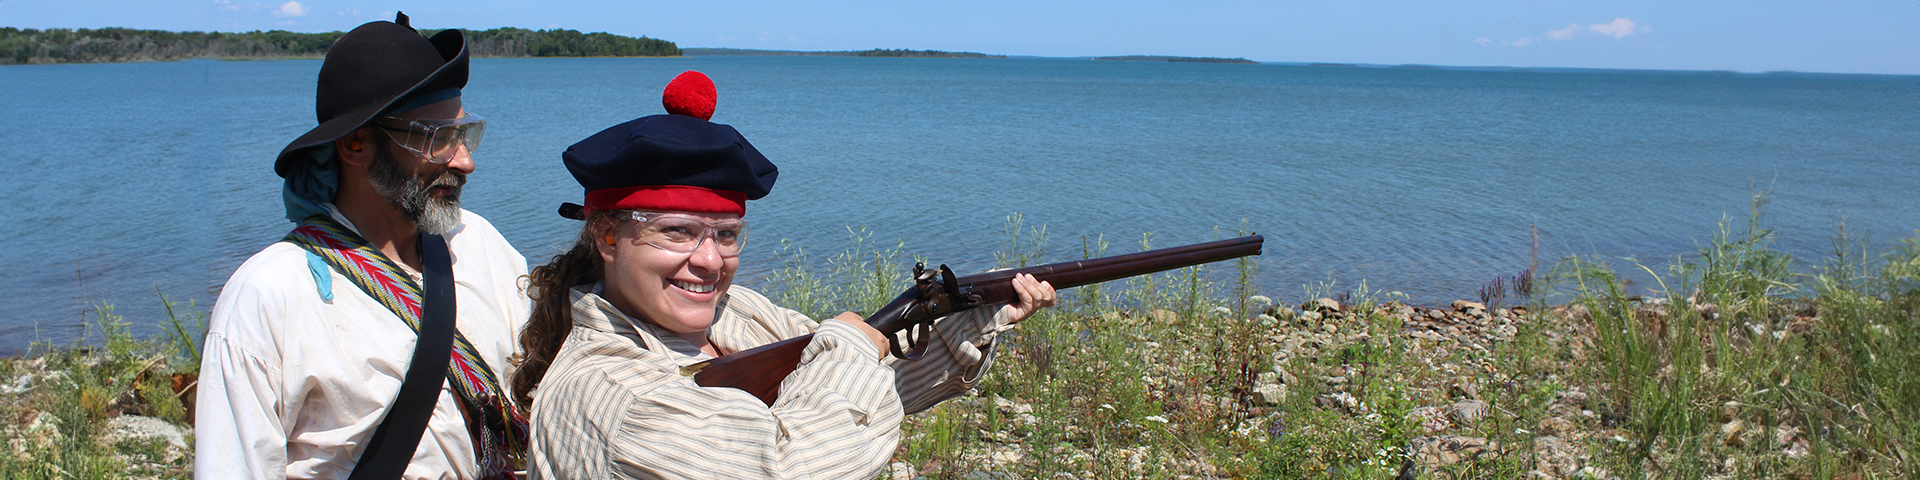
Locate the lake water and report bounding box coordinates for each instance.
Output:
[2,56,1917,352]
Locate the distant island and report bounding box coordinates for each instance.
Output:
[684,47,1003,58]
[1094,55,1257,64]
[0,27,678,65]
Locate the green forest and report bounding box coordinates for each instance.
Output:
[0,26,679,65]
[682,47,1003,58]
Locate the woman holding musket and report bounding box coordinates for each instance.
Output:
[512,72,1056,479]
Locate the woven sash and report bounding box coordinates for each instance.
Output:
[284,215,527,477]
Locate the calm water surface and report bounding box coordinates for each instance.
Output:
[2,56,1916,351]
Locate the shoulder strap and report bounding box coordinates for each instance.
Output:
[347,233,456,480]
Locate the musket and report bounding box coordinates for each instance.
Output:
[683,235,1265,406]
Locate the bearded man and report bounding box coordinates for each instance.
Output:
[196,14,528,480]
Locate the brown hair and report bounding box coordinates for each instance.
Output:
[511,212,618,411]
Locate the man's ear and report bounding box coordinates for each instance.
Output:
[334,128,378,167]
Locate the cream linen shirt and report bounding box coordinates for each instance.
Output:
[526,284,1011,479]
[195,207,530,480]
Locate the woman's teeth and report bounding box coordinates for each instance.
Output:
[672,280,715,293]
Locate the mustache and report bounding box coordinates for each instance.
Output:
[429,172,466,191]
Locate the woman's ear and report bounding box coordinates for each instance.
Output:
[591,219,619,263]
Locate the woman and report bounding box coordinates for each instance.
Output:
[512,71,1055,479]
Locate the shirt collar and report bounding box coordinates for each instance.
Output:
[568,283,712,361]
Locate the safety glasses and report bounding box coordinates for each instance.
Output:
[622,211,748,257]
[373,113,486,164]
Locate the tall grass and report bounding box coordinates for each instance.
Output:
[4,201,1911,478]
[761,206,1916,479]
[0,297,201,479]
[1557,195,1916,478]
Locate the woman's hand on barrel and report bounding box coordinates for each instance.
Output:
[1002,273,1056,324]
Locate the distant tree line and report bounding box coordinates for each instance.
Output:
[1094,55,1258,65]
[684,47,1003,59]
[427,28,678,58]
[851,48,1000,58]
[1,26,677,65]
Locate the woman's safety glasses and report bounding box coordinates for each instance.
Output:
[373,113,486,164]
[623,211,748,257]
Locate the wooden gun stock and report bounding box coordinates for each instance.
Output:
[684,235,1264,406]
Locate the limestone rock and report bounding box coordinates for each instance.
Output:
[1451,300,1486,316]
[888,462,917,480]
[1253,383,1288,405]
[1403,435,1498,475]
[103,415,190,450]
[1720,419,1745,448]
[1407,406,1451,434]
[1449,400,1489,425]
[1449,377,1480,400]
[1304,298,1341,313]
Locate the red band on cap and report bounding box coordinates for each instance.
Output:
[584,185,746,216]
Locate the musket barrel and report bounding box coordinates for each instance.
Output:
[958,237,1263,309]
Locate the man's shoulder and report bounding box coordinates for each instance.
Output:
[453,208,503,238]
[223,241,319,295]
[449,209,525,266]
[205,241,326,352]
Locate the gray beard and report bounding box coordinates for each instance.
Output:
[367,148,466,235]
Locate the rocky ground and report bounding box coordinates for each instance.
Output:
[0,292,1872,478]
[0,354,195,479]
[889,294,1837,479]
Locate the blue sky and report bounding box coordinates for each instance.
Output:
[3,1,1918,74]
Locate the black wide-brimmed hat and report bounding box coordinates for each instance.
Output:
[274,13,469,177]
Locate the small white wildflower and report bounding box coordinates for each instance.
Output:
[1144,415,1169,424]
[1212,306,1233,316]
[1249,295,1273,308]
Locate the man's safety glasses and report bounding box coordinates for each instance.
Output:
[373,113,486,164]
[623,211,748,257]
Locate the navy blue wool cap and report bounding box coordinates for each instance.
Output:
[562,113,778,217]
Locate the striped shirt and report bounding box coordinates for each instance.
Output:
[526,284,1010,479]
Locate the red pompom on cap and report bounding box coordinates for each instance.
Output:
[662,71,717,121]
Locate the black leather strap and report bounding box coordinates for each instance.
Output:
[348,233,456,480]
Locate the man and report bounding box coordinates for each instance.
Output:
[197,14,528,480]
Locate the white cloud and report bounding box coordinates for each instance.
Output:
[271,1,307,18]
[1483,17,1648,48]
[337,8,359,18]
[1588,18,1644,38]
[1547,23,1581,41]
[212,0,240,11]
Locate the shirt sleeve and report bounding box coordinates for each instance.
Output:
[195,285,291,479]
[887,306,1012,415]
